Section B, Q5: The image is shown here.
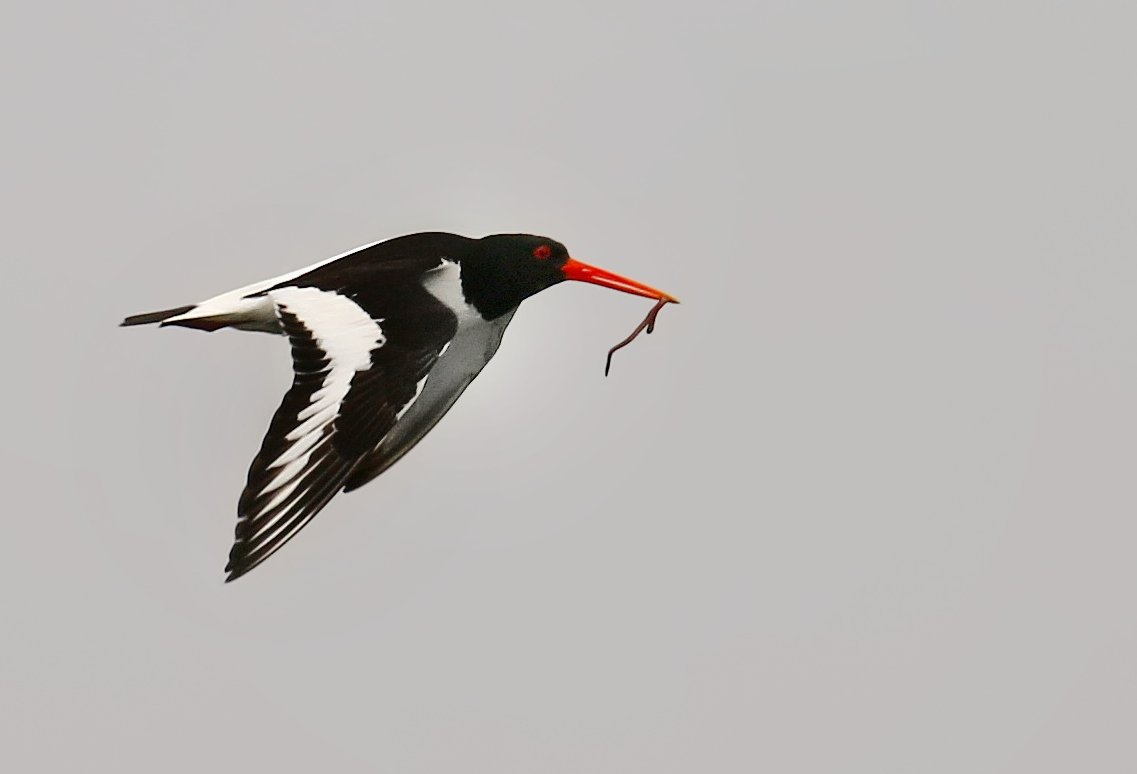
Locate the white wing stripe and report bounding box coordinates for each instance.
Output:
[256,477,305,517]
[268,427,329,469]
[262,453,314,495]
[252,287,386,499]
[248,499,318,558]
[299,383,341,420]
[248,476,328,544]
[287,400,340,441]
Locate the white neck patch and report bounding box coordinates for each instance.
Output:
[421,258,480,323]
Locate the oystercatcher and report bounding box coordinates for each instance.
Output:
[123,232,677,581]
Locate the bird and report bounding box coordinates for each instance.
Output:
[122,232,678,581]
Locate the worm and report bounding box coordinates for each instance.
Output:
[605,297,675,376]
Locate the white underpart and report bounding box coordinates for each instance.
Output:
[162,238,389,331]
[253,287,385,510]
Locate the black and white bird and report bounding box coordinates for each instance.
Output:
[123,232,677,581]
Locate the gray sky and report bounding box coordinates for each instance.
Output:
[3,1,1136,771]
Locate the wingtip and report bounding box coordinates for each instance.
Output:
[223,563,245,583]
[224,553,244,583]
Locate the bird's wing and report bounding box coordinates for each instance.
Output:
[342,309,517,493]
[224,285,457,581]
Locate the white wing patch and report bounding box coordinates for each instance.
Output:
[254,287,385,507]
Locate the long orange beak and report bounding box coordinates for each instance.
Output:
[561,258,679,303]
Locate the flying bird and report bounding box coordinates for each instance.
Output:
[122,232,678,581]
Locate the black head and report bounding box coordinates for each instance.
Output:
[460,234,572,319]
[460,232,678,320]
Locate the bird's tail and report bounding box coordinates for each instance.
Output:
[122,265,293,334]
[120,303,241,332]
[121,305,196,327]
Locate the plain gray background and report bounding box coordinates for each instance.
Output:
[3,1,1135,771]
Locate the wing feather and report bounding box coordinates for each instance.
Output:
[224,286,457,581]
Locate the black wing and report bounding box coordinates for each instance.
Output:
[342,309,518,492]
[224,284,457,582]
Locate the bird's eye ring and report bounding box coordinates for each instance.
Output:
[534,244,552,260]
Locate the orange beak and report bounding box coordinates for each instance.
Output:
[561,258,679,303]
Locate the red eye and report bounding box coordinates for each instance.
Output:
[534,244,552,260]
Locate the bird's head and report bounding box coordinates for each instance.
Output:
[467,233,678,318]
